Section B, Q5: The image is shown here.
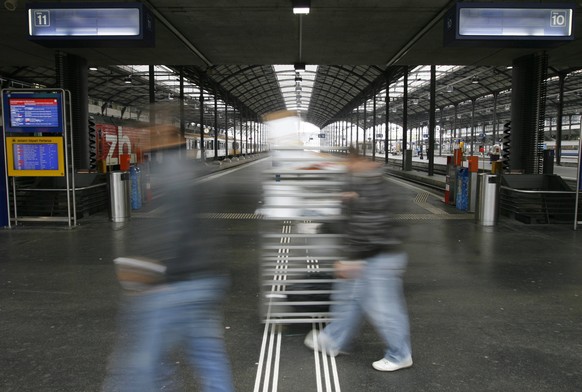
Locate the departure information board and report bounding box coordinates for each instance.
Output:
[9,98,59,128]
[444,2,575,47]
[1,90,64,134]
[26,2,155,47]
[459,8,572,38]
[28,8,141,37]
[5,137,65,177]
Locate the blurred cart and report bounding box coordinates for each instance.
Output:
[258,148,347,324]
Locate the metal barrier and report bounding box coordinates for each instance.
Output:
[499,174,577,224]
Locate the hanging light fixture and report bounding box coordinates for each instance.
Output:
[292,0,310,14]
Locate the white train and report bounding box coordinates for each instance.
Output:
[184,133,263,160]
[544,140,580,158]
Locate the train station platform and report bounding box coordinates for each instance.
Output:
[1,156,581,391]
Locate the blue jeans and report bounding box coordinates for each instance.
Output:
[102,276,234,392]
[322,251,412,363]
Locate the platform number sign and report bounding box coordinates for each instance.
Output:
[33,10,50,27]
[550,10,567,28]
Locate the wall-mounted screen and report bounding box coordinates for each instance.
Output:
[2,90,64,134]
[5,136,65,177]
[444,2,575,47]
[26,2,155,48]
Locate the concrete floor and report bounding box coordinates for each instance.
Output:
[1,157,581,391]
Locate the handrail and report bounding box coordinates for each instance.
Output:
[15,183,106,192]
[499,185,576,195]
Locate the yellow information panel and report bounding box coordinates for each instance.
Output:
[5,136,65,177]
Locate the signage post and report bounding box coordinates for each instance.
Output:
[574,136,582,230]
[1,89,76,227]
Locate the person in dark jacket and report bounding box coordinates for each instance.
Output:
[304,148,413,372]
[103,125,234,392]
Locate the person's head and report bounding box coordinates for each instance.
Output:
[345,145,378,172]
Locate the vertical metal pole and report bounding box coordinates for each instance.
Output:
[214,94,218,159]
[350,113,354,147]
[363,100,367,156]
[439,107,444,156]
[356,107,360,150]
[470,99,476,155]
[372,93,377,160]
[179,67,185,140]
[224,101,229,158]
[428,65,436,176]
[453,105,458,140]
[149,65,156,126]
[385,77,390,164]
[402,67,409,170]
[492,92,498,145]
[199,76,205,161]
[231,104,235,156]
[556,73,565,166]
[245,115,249,155]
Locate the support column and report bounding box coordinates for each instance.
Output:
[428,65,436,176]
[56,52,89,169]
[224,101,229,158]
[214,94,218,159]
[556,73,565,165]
[372,93,377,160]
[199,74,205,161]
[402,67,409,170]
[385,74,390,163]
[510,53,548,174]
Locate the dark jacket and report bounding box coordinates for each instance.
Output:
[344,163,403,260]
[134,148,228,282]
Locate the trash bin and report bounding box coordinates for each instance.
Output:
[543,149,554,174]
[476,174,499,226]
[108,171,131,222]
[403,149,413,171]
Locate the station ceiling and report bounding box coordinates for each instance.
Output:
[1,0,582,129]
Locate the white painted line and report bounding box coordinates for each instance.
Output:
[253,322,271,392]
[195,157,267,184]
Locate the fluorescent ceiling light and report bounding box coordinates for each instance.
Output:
[293,7,310,14]
[292,1,310,15]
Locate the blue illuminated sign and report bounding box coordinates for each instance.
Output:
[12,143,59,171]
[1,90,64,134]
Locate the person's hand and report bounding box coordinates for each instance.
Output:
[341,191,358,202]
[334,260,366,279]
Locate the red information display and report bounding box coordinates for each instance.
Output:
[9,98,60,128]
[2,90,65,134]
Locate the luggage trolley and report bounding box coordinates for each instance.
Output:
[259,148,347,324]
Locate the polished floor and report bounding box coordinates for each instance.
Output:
[1,156,581,392]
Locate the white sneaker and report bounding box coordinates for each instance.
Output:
[372,357,413,372]
[304,330,342,357]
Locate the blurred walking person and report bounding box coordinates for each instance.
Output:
[102,124,234,392]
[304,147,413,372]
